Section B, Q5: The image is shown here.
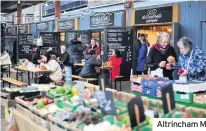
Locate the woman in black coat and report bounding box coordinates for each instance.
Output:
[147,32,177,80]
[70,34,87,64]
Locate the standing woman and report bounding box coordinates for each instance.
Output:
[176,37,206,81]
[85,39,101,55]
[147,32,177,80]
[136,34,148,75]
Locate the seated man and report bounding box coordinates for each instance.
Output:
[80,50,101,78]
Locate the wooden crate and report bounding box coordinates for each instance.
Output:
[48,115,81,131]
[16,104,31,119]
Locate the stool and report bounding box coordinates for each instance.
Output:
[114,76,123,91]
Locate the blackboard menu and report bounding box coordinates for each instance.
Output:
[58,20,75,31]
[4,35,17,54]
[135,6,173,24]
[18,24,27,34]
[36,22,49,32]
[39,32,60,55]
[18,34,33,60]
[65,31,89,53]
[90,13,114,27]
[105,28,133,80]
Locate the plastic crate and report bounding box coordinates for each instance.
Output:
[174,91,193,104]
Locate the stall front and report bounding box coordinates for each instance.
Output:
[132,4,180,72]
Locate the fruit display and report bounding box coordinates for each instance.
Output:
[26,97,53,105]
[193,93,206,104]
[54,106,101,125]
[48,85,76,98]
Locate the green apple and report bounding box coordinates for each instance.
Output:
[37,100,45,109]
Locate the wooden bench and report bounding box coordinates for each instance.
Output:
[114,76,123,91]
[1,77,28,88]
[72,75,97,83]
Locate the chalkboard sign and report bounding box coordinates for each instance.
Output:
[90,13,114,27]
[18,34,33,60]
[36,22,49,32]
[58,20,75,31]
[4,35,17,54]
[105,27,133,80]
[65,31,89,61]
[95,91,116,116]
[18,24,27,34]
[39,32,60,55]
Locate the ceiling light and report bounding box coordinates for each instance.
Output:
[18,0,20,4]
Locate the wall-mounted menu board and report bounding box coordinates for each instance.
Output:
[4,35,17,54]
[105,27,133,80]
[58,19,75,31]
[18,24,27,34]
[36,22,49,32]
[18,34,33,60]
[39,32,60,55]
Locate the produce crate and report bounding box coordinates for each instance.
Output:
[193,93,206,104]
[174,91,193,104]
[185,107,206,118]
[0,97,17,107]
[16,104,31,119]
[29,111,50,131]
[15,97,34,108]
[48,114,82,131]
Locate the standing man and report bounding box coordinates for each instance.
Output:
[133,35,141,75]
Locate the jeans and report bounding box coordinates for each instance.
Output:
[64,66,72,84]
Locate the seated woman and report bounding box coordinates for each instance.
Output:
[80,50,101,78]
[40,54,63,82]
[176,37,206,81]
[32,48,42,65]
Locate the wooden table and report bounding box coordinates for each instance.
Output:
[73,63,114,88]
[0,63,11,77]
[15,66,51,85]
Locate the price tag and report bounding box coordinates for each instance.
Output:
[95,91,116,116]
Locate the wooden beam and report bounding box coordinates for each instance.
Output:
[173,4,180,23]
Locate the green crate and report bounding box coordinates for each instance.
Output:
[174,91,193,104]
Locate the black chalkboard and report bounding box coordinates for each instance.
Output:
[18,24,27,34]
[58,20,75,31]
[65,31,89,62]
[4,35,17,54]
[39,32,60,55]
[90,13,114,28]
[36,22,49,32]
[105,27,133,80]
[18,34,33,60]
[95,91,116,116]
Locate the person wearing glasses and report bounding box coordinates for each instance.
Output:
[147,32,177,80]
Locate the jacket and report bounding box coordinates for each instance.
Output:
[32,53,41,65]
[45,60,63,81]
[147,44,177,80]
[85,45,101,55]
[136,43,148,72]
[133,39,141,74]
[178,46,206,81]
[70,39,87,64]
[109,56,122,81]
[60,52,70,66]
[80,55,102,78]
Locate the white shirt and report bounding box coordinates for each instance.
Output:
[45,60,63,81]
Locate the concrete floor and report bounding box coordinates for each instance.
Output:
[1,71,132,130]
